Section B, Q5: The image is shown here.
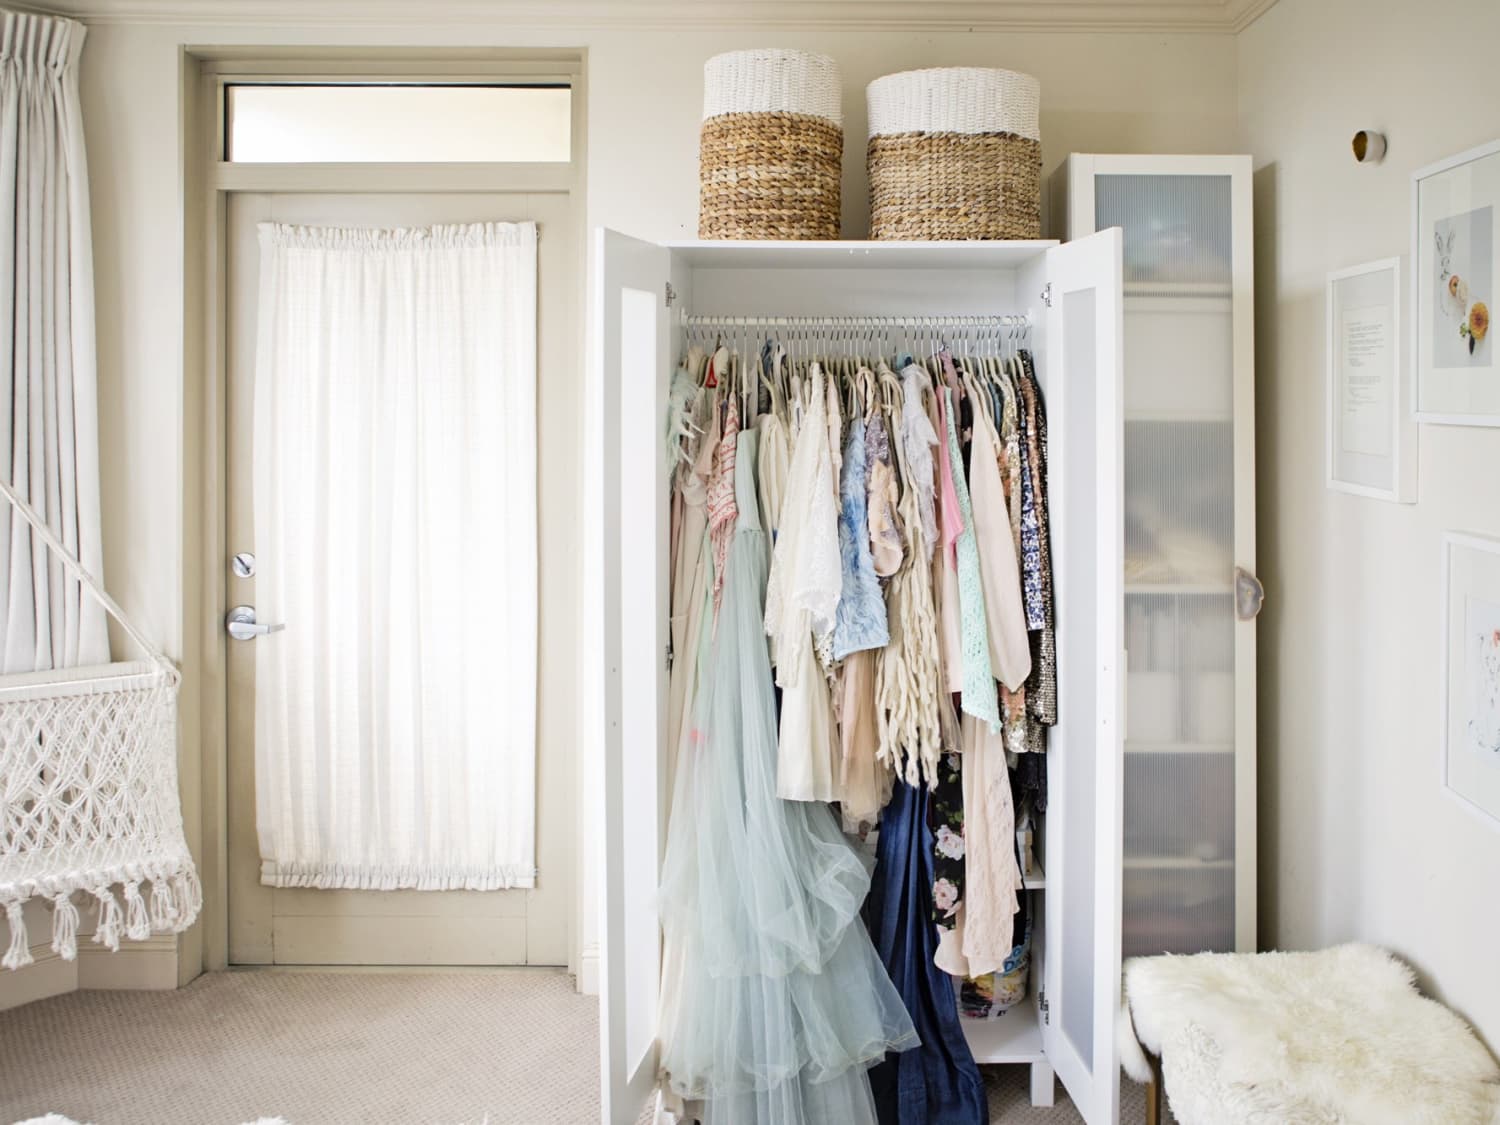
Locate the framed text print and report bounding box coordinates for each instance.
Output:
[1414,139,1500,425]
[1443,532,1500,829]
[1327,257,1415,501]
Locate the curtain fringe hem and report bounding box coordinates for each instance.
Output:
[260,863,538,892]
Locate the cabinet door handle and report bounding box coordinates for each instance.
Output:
[1234,567,1264,621]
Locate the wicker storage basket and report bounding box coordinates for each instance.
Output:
[699,49,843,240]
[866,67,1041,241]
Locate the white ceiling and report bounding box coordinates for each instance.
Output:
[32,0,1281,34]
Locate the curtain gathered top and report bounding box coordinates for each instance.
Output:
[0,6,106,675]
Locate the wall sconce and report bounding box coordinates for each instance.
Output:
[1352,130,1387,164]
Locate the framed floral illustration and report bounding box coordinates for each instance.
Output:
[1414,139,1500,425]
[1443,532,1500,828]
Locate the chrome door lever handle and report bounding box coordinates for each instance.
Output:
[226,605,286,641]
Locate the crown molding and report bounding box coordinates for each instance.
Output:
[25,0,1281,35]
[1226,0,1280,31]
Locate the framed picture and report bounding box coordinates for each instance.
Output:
[1443,532,1500,828]
[1414,138,1500,425]
[1326,257,1415,501]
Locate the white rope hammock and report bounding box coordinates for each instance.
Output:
[0,478,200,969]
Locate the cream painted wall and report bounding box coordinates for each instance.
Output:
[2,16,1237,1006]
[1239,0,1500,1050]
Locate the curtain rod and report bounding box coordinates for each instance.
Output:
[679,313,1031,329]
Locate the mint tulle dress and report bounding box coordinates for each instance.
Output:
[658,425,919,1125]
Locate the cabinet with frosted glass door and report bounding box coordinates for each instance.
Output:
[1054,155,1257,957]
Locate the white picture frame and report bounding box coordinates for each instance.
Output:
[1326,257,1414,501]
[1442,532,1500,830]
[1413,138,1500,425]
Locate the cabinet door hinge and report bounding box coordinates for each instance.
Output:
[1040,282,1053,308]
[1039,991,1050,1025]
[666,640,674,671]
[665,281,677,308]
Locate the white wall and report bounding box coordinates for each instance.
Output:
[2,15,1238,1006]
[1239,0,1500,1050]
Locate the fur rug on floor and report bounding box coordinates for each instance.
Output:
[1120,944,1500,1125]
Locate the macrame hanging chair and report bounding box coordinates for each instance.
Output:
[0,477,201,970]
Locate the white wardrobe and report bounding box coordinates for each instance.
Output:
[1057,155,1259,962]
[594,228,1130,1125]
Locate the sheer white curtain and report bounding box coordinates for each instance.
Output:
[0,11,108,674]
[253,222,538,890]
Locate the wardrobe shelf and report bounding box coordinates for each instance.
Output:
[1124,281,1233,299]
[1126,742,1234,755]
[1124,856,1234,871]
[960,1000,1046,1065]
[1124,412,1233,424]
[1019,863,1046,891]
[660,238,1059,271]
[1124,582,1233,596]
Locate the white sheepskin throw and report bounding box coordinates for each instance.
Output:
[1120,944,1500,1125]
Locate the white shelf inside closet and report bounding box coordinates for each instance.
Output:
[963,1001,1047,1065]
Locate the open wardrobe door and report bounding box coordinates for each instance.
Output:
[1040,228,1127,1125]
[594,228,673,1125]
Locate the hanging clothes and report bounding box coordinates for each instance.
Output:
[967,398,1031,693]
[876,386,944,789]
[957,712,1021,977]
[765,364,842,802]
[658,423,917,1124]
[666,389,721,809]
[833,415,891,660]
[1017,351,1058,734]
[865,411,905,579]
[658,317,1057,1125]
[939,387,1000,730]
[865,778,988,1125]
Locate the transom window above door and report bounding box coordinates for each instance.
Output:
[224,84,572,163]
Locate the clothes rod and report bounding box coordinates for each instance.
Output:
[679,313,1030,329]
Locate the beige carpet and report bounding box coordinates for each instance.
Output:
[0,970,1160,1124]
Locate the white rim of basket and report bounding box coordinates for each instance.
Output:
[866,66,1040,140]
[0,476,179,687]
[703,48,843,126]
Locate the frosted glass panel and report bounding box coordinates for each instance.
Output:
[1101,171,1239,957]
[1124,422,1232,587]
[1123,867,1234,958]
[1097,174,1231,289]
[1059,287,1099,1070]
[619,286,661,1074]
[226,85,572,163]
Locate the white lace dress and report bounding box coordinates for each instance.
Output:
[764,363,841,802]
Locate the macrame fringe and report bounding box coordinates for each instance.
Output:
[3,901,32,970]
[51,893,79,961]
[92,886,122,952]
[0,864,203,970]
[149,877,177,932]
[173,870,202,932]
[123,881,151,941]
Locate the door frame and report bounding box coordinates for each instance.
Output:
[181,48,586,979]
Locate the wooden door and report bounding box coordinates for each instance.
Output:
[1039,228,1128,1125]
[225,191,575,966]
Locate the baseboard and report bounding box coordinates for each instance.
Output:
[0,942,78,1011]
[578,943,599,996]
[77,934,179,991]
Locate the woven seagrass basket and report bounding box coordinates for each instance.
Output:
[867,67,1041,241]
[699,49,843,241]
